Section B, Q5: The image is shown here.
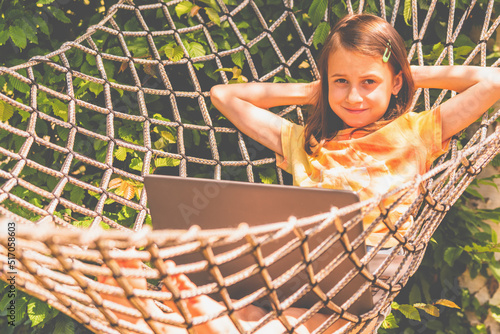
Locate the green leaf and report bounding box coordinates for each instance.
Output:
[214,67,235,73]
[434,299,461,309]
[89,82,104,97]
[404,0,412,26]
[161,130,176,143]
[477,177,499,191]
[206,8,221,26]
[164,44,184,62]
[118,126,136,142]
[27,297,49,327]
[185,41,206,58]
[154,137,168,149]
[0,290,11,311]
[443,247,463,267]
[235,75,248,83]
[9,25,27,49]
[33,17,50,36]
[71,51,84,68]
[53,315,75,334]
[85,53,97,66]
[259,169,276,184]
[381,312,398,329]
[69,185,85,204]
[192,130,200,146]
[397,304,421,321]
[490,306,500,323]
[198,0,221,12]
[420,275,432,303]
[193,62,204,70]
[175,1,194,18]
[74,219,92,229]
[100,221,111,230]
[489,262,500,281]
[332,1,347,18]
[155,157,180,167]
[409,284,421,304]
[231,51,245,68]
[16,295,29,325]
[414,303,440,317]
[0,101,15,122]
[308,0,328,26]
[37,0,56,4]
[464,187,484,200]
[103,61,115,80]
[130,157,143,171]
[0,29,10,45]
[455,34,476,48]
[152,113,171,122]
[52,99,68,122]
[56,126,70,142]
[454,45,474,59]
[15,18,38,44]
[8,75,31,94]
[114,146,127,161]
[236,21,250,30]
[49,7,71,24]
[313,22,330,49]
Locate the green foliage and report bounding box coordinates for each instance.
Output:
[0,281,91,333]
[403,0,412,26]
[0,1,111,331]
[313,22,331,49]
[308,0,328,26]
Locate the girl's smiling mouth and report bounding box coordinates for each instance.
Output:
[344,107,368,113]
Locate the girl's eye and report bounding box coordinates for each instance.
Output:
[363,79,376,85]
[335,78,347,84]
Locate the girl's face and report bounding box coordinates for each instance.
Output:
[327,48,403,129]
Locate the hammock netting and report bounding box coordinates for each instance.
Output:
[0,0,499,333]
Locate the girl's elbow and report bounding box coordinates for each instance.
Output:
[210,84,227,109]
[486,68,500,91]
[209,84,221,103]
[494,77,500,94]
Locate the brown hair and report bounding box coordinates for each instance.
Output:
[304,14,415,154]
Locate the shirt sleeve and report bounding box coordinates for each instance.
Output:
[410,107,450,169]
[275,119,305,174]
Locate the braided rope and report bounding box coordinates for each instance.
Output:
[0,0,499,333]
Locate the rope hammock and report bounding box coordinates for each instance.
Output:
[0,0,499,333]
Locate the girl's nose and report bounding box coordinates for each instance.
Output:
[346,86,363,104]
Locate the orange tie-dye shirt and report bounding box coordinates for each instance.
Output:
[276,108,448,247]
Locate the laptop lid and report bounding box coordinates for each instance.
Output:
[144,175,372,315]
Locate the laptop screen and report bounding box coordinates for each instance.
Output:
[144,175,372,317]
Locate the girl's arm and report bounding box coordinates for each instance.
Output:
[210,82,318,156]
[411,65,500,142]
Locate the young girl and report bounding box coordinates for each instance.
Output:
[210,14,500,248]
[100,13,500,333]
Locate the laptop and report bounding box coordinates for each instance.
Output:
[144,175,373,315]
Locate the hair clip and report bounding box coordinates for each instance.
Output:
[383,39,392,63]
